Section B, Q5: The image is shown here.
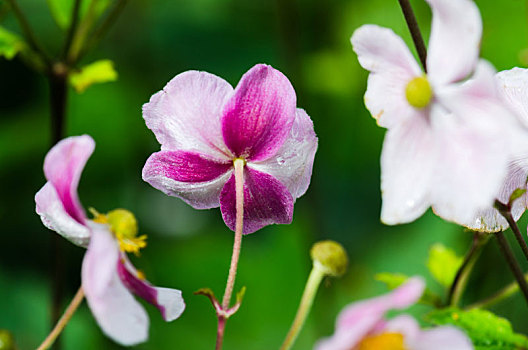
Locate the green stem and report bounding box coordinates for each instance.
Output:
[62,0,83,59]
[447,232,489,306]
[280,262,326,350]
[495,231,528,306]
[466,273,528,310]
[397,0,427,71]
[67,0,98,64]
[495,200,528,263]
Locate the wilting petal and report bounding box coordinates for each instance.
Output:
[315,278,425,350]
[221,64,296,161]
[249,108,317,199]
[408,326,473,350]
[117,257,185,322]
[35,183,91,247]
[380,112,435,224]
[82,225,148,346]
[496,67,528,127]
[142,150,233,209]
[219,167,294,234]
[143,70,234,159]
[43,135,94,225]
[426,0,481,85]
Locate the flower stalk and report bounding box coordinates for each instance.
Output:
[397,0,427,71]
[495,200,528,262]
[36,287,84,350]
[466,272,528,310]
[494,231,528,306]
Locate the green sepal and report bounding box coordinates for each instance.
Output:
[69,59,118,93]
[427,243,463,288]
[509,188,527,206]
[426,307,528,350]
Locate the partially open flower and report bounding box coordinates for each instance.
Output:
[315,277,473,350]
[35,135,185,346]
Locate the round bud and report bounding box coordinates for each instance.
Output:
[310,240,348,277]
[0,330,15,350]
[405,76,433,108]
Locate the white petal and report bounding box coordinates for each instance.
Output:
[249,108,317,199]
[496,67,528,127]
[408,326,473,350]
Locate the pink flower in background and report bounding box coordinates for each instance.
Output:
[315,277,473,350]
[351,0,526,226]
[35,135,185,346]
[142,64,317,234]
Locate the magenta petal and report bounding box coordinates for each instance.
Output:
[43,135,94,224]
[221,64,297,161]
[117,258,185,322]
[219,167,294,234]
[142,150,233,209]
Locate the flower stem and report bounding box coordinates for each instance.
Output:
[447,232,489,306]
[466,272,528,310]
[494,231,528,306]
[216,158,245,350]
[495,200,528,263]
[36,286,84,350]
[397,0,427,72]
[280,262,326,350]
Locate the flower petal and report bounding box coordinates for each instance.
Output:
[249,108,317,199]
[426,0,482,85]
[383,314,421,341]
[143,70,234,159]
[496,67,528,127]
[408,326,473,350]
[43,135,94,225]
[380,112,435,224]
[351,25,422,128]
[221,64,297,161]
[142,150,233,209]
[35,183,91,247]
[82,224,149,346]
[117,258,185,322]
[219,167,294,234]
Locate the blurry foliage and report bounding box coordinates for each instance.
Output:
[0,0,527,349]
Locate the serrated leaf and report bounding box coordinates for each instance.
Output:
[427,243,463,288]
[0,27,26,60]
[375,272,442,307]
[69,59,117,93]
[427,307,528,350]
[509,188,527,206]
[47,0,111,30]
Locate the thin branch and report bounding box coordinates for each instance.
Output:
[62,0,83,59]
[397,0,427,71]
[495,200,528,262]
[495,231,528,306]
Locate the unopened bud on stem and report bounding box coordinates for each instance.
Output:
[310,240,348,277]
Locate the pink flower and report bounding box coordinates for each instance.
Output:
[142,64,317,234]
[315,277,473,350]
[35,135,185,346]
[351,0,525,225]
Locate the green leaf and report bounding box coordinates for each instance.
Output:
[427,307,528,350]
[69,59,118,93]
[374,272,442,307]
[47,0,111,30]
[0,27,26,60]
[427,243,463,288]
[509,188,527,206]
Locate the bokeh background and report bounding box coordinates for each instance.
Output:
[1,0,528,348]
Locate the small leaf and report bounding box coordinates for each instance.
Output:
[0,27,26,60]
[426,307,528,350]
[375,272,442,307]
[69,59,118,93]
[509,188,527,206]
[47,0,112,30]
[194,288,222,315]
[427,243,463,288]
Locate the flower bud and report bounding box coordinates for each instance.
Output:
[0,330,15,350]
[310,240,348,277]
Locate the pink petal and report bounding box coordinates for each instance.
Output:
[219,167,294,234]
[496,67,528,127]
[35,183,91,247]
[351,25,422,128]
[43,135,94,225]
[383,314,421,341]
[426,0,482,85]
[142,150,233,209]
[82,224,149,346]
[117,257,185,322]
[380,112,435,224]
[143,70,234,159]
[408,326,473,350]
[249,108,318,199]
[221,64,297,161]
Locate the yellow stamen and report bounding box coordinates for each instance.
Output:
[136,270,146,280]
[357,332,406,350]
[405,75,433,108]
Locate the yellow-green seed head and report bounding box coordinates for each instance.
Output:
[310,240,348,277]
[405,76,433,108]
[106,209,138,239]
[0,330,15,350]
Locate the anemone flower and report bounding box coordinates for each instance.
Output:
[315,277,473,350]
[35,135,185,346]
[142,63,317,234]
[351,0,526,226]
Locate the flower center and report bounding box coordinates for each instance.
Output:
[405,75,432,108]
[90,208,147,255]
[357,332,406,350]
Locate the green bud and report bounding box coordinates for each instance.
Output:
[0,330,16,350]
[310,240,348,277]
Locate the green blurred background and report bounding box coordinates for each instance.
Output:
[1,0,528,348]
